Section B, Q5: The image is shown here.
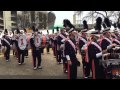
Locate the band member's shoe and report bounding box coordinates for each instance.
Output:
[38,66,42,69]
[18,63,21,65]
[6,60,9,62]
[58,62,63,64]
[64,69,68,73]
[21,63,25,65]
[65,70,68,73]
[84,77,88,79]
[33,67,37,70]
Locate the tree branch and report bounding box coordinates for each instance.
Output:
[94,11,106,18]
[104,11,107,17]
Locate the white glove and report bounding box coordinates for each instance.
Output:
[115,47,120,50]
[103,53,110,57]
[10,45,12,48]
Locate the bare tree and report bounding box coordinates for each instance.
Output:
[82,11,116,22]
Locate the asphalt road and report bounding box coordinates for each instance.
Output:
[0,48,83,79]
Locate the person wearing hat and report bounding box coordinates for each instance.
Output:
[2,29,12,62]
[61,31,69,73]
[95,17,102,34]
[101,18,117,59]
[112,32,120,45]
[23,28,29,58]
[88,30,109,79]
[63,19,75,32]
[17,29,27,65]
[11,30,16,56]
[77,20,90,78]
[13,29,21,59]
[46,30,50,54]
[111,33,120,54]
[56,28,67,64]
[30,26,42,70]
[56,28,68,73]
[64,28,78,79]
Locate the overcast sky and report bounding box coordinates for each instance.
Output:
[52,11,74,26]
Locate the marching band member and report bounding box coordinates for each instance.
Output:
[53,33,58,58]
[0,36,1,46]
[24,28,29,58]
[49,34,56,56]
[41,33,47,55]
[30,27,42,70]
[46,30,50,54]
[56,28,67,64]
[2,29,12,62]
[11,30,17,56]
[64,28,78,79]
[112,31,120,45]
[88,30,108,79]
[14,29,20,59]
[78,20,90,78]
[61,32,69,73]
[111,30,120,53]
[17,30,27,65]
[101,18,117,59]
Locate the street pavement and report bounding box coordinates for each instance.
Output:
[0,48,83,79]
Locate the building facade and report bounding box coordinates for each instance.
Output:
[0,11,17,31]
[0,11,4,30]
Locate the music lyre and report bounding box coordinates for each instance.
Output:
[21,39,24,45]
[37,38,39,43]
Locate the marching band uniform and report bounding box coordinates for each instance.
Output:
[78,31,90,78]
[78,20,90,78]
[2,29,12,61]
[101,18,115,59]
[56,29,67,64]
[30,27,42,70]
[11,31,17,56]
[46,30,50,54]
[111,34,120,53]
[61,32,69,73]
[0,38,1,48]
[17,30,27,65]
[112,36,120,45]
[49,34,56,56]
[88,31,106,79]
[14,30,20,59]
[53,33,58,57]
[24,29,29,58]
[65,28,78,79]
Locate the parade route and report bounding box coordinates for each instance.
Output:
[0,48,83,79]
